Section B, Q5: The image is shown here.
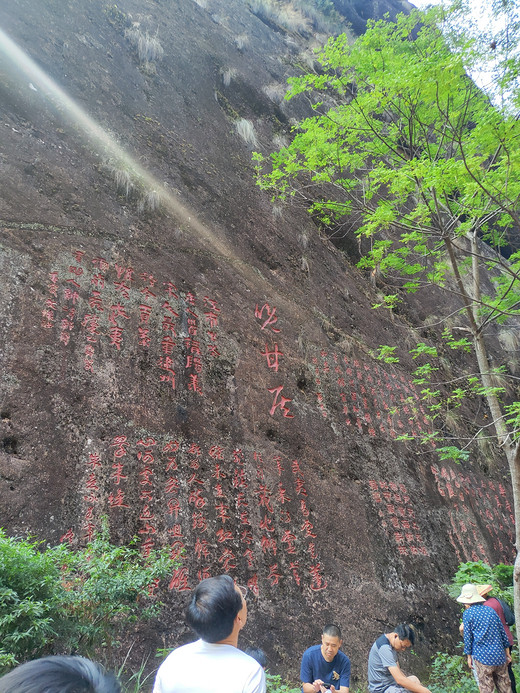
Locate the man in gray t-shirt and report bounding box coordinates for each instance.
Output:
[367,624,430,693]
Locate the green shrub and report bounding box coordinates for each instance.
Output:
[428,651,478,693]
[0,530,64,667]
[446,561,514,608]
[0,523,172,671]
[266,672,300,693]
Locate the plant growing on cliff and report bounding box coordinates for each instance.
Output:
[0,524,172,671]
[447,560,514,606]
[266,672,300,693]
[253,6,520,618]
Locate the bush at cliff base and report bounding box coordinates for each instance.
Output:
[0,523,172,672]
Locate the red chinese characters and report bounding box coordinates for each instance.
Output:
[430,464,513,563]
[369,480,429,559]
[41,271,59,329]
[254,303,294,419]
[312,350,433,442]
[38,251,225,394]
[60,434,334,595]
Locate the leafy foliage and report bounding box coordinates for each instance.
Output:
[442,0,520,112]
[256,8,520,274]
[0,524,172,671]
[0,530,63,669]
[428,651,478,693]
[446,560,514,606]
[266,672,300,693]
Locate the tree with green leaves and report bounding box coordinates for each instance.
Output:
[254,6,520,620]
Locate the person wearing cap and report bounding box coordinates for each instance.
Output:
[477,585,516,693]
[456,583,512,693]
[367,623,431,693]
[153,575,265,693]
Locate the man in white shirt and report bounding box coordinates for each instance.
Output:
[153,574,266,693]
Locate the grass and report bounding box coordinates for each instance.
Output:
[235,118,258,147]
[124,25,164,64]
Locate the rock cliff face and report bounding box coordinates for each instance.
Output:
[0,0,513,682]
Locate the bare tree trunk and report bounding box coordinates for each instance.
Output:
[445,236,520,628]
[507,443,520,637]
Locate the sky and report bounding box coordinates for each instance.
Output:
[408,0,510,105]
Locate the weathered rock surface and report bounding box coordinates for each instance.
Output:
[0,0,513,683]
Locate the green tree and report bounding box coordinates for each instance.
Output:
[0,524,172,671]
[254,6,520,619]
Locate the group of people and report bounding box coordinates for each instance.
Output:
[301,622,430,693]
[0,574,515,693]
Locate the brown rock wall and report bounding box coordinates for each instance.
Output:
[0,0,513,684]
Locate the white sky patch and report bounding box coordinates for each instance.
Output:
[409,0,512,107]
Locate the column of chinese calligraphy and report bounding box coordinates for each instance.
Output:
[254,451,279,588]
[60,253,84,346]
[38,250,220,394]
[255,302,294,418]
[157,285,179,389]
[311,352,330,419]
[111,263,133,349]
[136,437,160,558]
[83,255,109,371]
[183,294,203,395]
[60,435,329,593]
[162,438,192,592]
[60,448,104,547]
[367,480,429,558]
[232,447,259,595]
[430,464,514,564]
[290,458,328,590]
[312,350,433,441]
[108,435,130,513]
[211,445,236,575]
[41,271,59,329]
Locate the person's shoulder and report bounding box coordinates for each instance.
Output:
[158,640,198,667]
[374,634,390,649]
[234,647,263,664]
[302,644,321,657]
[336,650,350,663]
[231,648,265,677]
[174,640,200,654]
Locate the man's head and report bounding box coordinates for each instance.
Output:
[321,624,342,662]
[0,655,120,693]
[185,574,246,643]
[390,623,416,652]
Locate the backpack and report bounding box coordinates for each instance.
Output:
[497,598,515,627]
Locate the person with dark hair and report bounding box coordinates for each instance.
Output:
[0,655,121,693]
[244,648,267,670]
[300,624,351,693]
[367,624,431,693]
[153,575,265,693]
